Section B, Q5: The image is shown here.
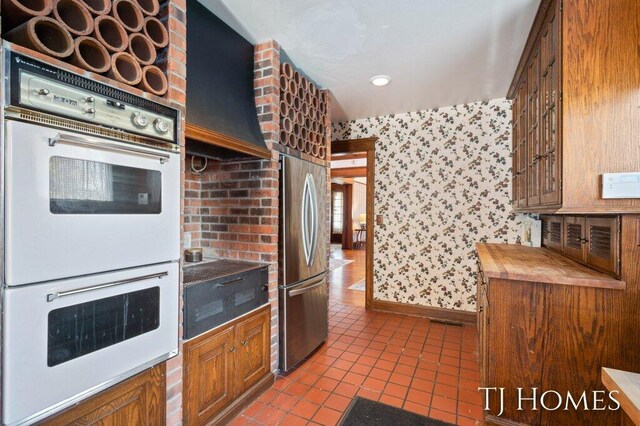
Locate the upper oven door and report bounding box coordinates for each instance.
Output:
[4,120,181,286]
[2,262,179,426]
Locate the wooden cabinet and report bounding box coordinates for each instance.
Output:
[183,305,272,426]
[509,0,640,213]
[45,364,166,425]
[542,215,620,277]
[477,232,640,425]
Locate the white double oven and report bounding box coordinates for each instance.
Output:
[2,49,181,425]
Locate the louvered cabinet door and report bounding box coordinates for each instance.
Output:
[541,215,563,252]
[586,217,620,277]
[563,216,586,262]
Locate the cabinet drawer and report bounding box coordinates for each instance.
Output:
[541,215,563,252]
[585,217,620,277]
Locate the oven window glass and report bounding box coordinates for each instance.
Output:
[49,156,161,214]
[47,286,160,366]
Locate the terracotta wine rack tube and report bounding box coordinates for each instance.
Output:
[281,117,293,133]
[108,51,142,85]
[301,102,309,116]
[81,0,110,15]
[281,62,293,79]
[312,96,318,110]
[296,136,305,152]
[133,0,158,16]
[304,116,311,130]
[296,111,304,126]
[111,0,143,32]
[287,79,296,96]
[293,96,301,112]
[128,32,156,65]
[305,140,313,155]
[52,0,93,36]
[4,16,74,58]
[301,127,308,141]
[293,70,301,86]
[318,146,326,159]
[71,35,110,73]
[293,122,300,138]
[142,16,168,48]
[284,91,293,107]
[138,65,167,96]
[311,143,320,157]
[297,85,304,100]
[1,0,53,31]
[94,15,128,52]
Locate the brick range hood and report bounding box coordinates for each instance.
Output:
[184,0,270,160]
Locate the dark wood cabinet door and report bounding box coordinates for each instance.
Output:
[563,216,586,262]
[527,48,541,206]
[511,94,520,208]
[516,79,528,208]
[184,326,235,426]
[235,307,270,395]
[45,364,165,426]
[541,215,564,252]
[539,1,562,206]
[586,216,620,277]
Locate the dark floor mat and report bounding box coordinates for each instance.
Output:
[339,397,455,426]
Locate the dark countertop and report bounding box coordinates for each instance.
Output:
[476,243,625,290]
[182,259,269,286]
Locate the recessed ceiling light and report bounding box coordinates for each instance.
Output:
[370,75,391,87]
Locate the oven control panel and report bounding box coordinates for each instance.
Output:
[6,50,179,147]
[19,71,176,142]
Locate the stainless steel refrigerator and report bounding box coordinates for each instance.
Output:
[279,155,329,372]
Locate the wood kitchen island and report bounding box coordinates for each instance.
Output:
[476,239,640,426]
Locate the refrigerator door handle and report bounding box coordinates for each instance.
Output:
[288,276,326,297]
[301,173,318,266]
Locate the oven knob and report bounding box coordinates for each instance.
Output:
[37,88,50,96]
[154,119,170,134]
[85,108,96,114]
[131,112,149,128]
[85,96,95,103]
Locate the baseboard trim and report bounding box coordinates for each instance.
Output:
[215,372,275,425]
[371,299,476,325]
[485,415,529,425]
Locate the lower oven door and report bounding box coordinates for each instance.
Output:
[4,119,180,286]
[279,273,328,372]
[2,262,179,425]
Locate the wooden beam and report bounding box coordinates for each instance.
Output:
[331,167,367,178]
[186,123,272,159]
[332,137,377,154]
[331,152,368,161]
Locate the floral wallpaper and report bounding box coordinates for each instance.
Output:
[332,99,522,312]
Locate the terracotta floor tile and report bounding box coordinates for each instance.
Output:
[297,371,321,386]
[436,372,459,387]
[357,388,381,402]
[439,363,460,376]
[362,348,383,358]
[306,362,330,376]
[393,364,416,377]
[456,416,481,426]
[323,367,347,381]
[430,407,457,424]
[378,394,404,408]
[334,382,359,398]
[406,388,432,406]
[431,394,458,414]
[272,377,292,391]
[258,388,279,404]
[228,415,252,426]
[324,393,351,412]
[350,363,372,376]
[388,372,412,387]
[361,377,386,392]
[414,367,437,382]
[383,382,408,400]
[374,359,396,371]
[278,413,308,426]
[254,406,286,425]
[459,389,483,406]
[283,382,311,397]
[272,392,299,412]
[305,388,331,405]
[339,351,360,363]
[411,378,435,393]
[342,372,366,387]
[332,359,354,371]
[398,355,419,367]
[458,401,484,420]
[290,400,320,420]
[368,367,392,382]
[243,400,267,418]
[315,377,339,392]
[403,400,429,416]
[433,383,458,399]
[356,355,378,367]
[311,407,342,426]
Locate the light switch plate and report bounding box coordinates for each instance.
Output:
[602,173,640,198]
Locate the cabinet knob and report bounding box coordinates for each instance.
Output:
[241,340,248,346]
[230,347,236,353]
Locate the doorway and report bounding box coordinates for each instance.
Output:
[330,138,376,309]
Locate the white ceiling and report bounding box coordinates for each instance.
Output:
[199,0,540,122]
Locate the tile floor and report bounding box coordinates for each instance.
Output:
[231,303,483,425]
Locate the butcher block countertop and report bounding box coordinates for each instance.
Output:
[476,243,625,290]
[602,368,640,425]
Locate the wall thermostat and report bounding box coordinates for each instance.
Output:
[602,173,640,199]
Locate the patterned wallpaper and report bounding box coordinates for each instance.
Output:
[332,99,522,312]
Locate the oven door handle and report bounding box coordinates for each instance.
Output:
[48,133,170,164]
[46,271,168,302]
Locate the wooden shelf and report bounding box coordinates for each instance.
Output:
[476,243,625,290]
[602,368,640,425]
